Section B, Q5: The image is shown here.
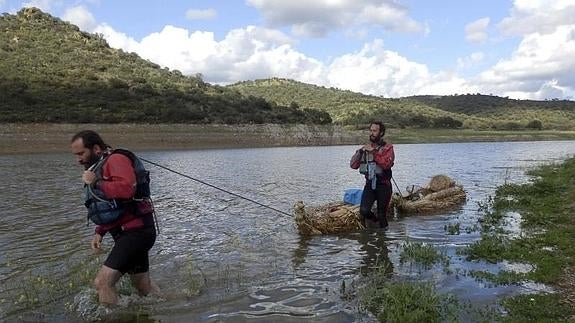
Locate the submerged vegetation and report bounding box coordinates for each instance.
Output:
[361,276,459,322]
[399,241,448,269]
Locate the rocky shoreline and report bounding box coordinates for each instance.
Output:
[0,123,364,154]
[2,123,575,155]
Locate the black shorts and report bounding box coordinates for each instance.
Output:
[104,226,156,274]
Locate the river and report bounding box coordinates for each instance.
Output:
[1,141,574,322]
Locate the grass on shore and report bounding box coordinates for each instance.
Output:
[386,128,575,144]
[464,157,575,320]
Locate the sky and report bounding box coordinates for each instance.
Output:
[2,0,575,100]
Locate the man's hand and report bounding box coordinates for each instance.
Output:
[362,144,374,152]
[91,233,103,251]
[83,170,96,185]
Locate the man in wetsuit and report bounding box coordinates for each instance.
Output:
[71,130,160,305]
[350,121,395,229]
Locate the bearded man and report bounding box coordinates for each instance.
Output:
[350,121,395,229]
[71,130,159,305]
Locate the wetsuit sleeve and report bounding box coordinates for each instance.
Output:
[350,149,363,169]
[98,154,136,200]
[373,144,394,170]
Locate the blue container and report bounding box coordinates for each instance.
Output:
[343,189,363,205]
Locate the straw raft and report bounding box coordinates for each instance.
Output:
[392,174,466,214]
[293,175,466,235]
[293,201,365,236]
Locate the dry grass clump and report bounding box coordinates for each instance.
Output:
[293,201,365,236]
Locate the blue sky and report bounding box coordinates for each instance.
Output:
[2,0,574,100]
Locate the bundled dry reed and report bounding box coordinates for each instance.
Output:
[294,201,365,236]
[393,185,466,214]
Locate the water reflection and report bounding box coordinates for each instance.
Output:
[351,231,392,277]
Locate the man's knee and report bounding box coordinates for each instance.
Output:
[377,204,388,216]
[94,266,121,290]
[359,206,372,217]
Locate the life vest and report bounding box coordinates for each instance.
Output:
[358,144,392,185]
[84,149,151,225]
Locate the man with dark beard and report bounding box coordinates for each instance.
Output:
[70,130,159,305]
[350,121,395,228]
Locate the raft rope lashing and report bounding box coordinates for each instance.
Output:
[139,157,293,218]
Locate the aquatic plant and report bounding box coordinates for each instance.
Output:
[360,269,459,323]
[444,222,461,235]
[399,241,448,268]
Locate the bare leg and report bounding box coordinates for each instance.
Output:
[93,265,122,306]
[130,272,161,297]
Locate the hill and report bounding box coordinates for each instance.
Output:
[0,8,331,124]
[409,94,575,130]
[229,79,575,130]
[229,78,472,128]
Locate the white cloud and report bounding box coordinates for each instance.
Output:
[93,23,140,53]
[325,39,474,97]
[94,21,474,97]
[246,0,423,37]
[457,52,485,69]
[94,23,324,84]
[185,8,217,20]
[62,5,96,31]
[476,25,575,99]
[0,0,5,8]
[464,0,575,99]
[498,0,575,35]
[22,0,55,11]
[465,17,489,44]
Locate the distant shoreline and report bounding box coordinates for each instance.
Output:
[0,123,363,155]
[1,123,575,155]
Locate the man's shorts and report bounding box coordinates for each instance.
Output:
[104,226,156,274]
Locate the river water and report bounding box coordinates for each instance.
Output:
[1,141,574,322]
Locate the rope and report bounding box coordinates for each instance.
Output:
[139,157,293,218]
[391,176,402,196]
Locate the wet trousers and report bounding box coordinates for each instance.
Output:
[360,180,392,228]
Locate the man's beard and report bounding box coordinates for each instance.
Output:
[369,134,382,143]
[82,152,100,170]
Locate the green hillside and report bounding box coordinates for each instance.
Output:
[230,78,474,128]
[410,94,575,130]
[230,79,575,130]
[0,8,331,124]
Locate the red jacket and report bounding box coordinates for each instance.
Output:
[350,142,395,170]
[94,154,147,236]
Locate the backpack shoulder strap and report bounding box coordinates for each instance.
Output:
[111,148,136,162]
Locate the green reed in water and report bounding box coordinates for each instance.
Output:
[399,241,448,269]
[359,261,459,323]
[1,254,103,317]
